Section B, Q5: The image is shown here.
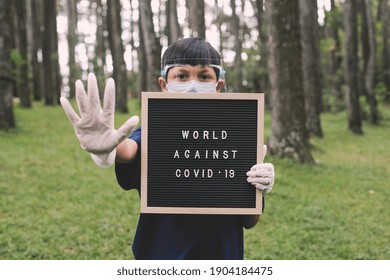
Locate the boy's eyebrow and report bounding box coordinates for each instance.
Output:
[175,69,213,76]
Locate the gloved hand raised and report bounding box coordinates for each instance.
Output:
[60,73,139,167]
[246,145,275,193]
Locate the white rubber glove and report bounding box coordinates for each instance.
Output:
[246,145,275,193]
[60,73,139,168]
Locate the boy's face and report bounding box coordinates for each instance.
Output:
[158,65,225,93]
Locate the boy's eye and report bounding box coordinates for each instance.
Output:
[199,74,212,80]
[175,74,188,80]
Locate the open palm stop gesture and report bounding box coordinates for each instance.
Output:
[60,73,139,167]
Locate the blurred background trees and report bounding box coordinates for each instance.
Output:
[0,0,389,162]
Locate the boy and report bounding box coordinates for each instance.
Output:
[60,38,274,259]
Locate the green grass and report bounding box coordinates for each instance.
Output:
[1,100,389,260]
[246,105,390,260]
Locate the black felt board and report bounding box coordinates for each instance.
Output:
[141,92,264,214]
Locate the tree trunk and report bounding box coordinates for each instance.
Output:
[359,0,369,99]
[128,0,136,72]
[256,0,268,94]
[66,0,78,99]
[166,0,181,45]
[107,0,128,113]
[213,0,224,54]
[363,0,378,124]
[93,0,106,99]
[138,8,147,93]
[230,0,244,92]
[0,0,16,129]
[326,0,343,109]
[139,0,161,92]
[343,0,363,134]
[186,0,205,39]
[14,0,32,108]
[50,1,61,104]
[42,0,54,105]
[266,0,314,163]
[127,0,140,98]
[28,0,43,101]
[42,0,61,105]
[299,0,323,138]
[381,0,390,102]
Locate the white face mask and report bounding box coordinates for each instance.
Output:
[167,80,217,93]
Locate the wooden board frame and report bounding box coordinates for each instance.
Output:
[141,92,264,215]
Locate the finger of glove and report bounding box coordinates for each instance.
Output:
[115,116,140,143]
[250,162,274,172]
[247,176,274,185]
[246,164,274,177]
[247,163,274,177]
[87,73,102,114]
[103,78,116,126]
[60,96,80,126]
[246,169,274,179]
[75,80,89,116]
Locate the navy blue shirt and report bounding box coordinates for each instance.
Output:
[115,127,248,260]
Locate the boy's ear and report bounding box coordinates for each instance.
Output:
[216,79,225,93]
[158,77,168,92]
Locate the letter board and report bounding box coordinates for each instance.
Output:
[141,92,264,214]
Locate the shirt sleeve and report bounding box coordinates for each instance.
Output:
[115,126,141,191]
